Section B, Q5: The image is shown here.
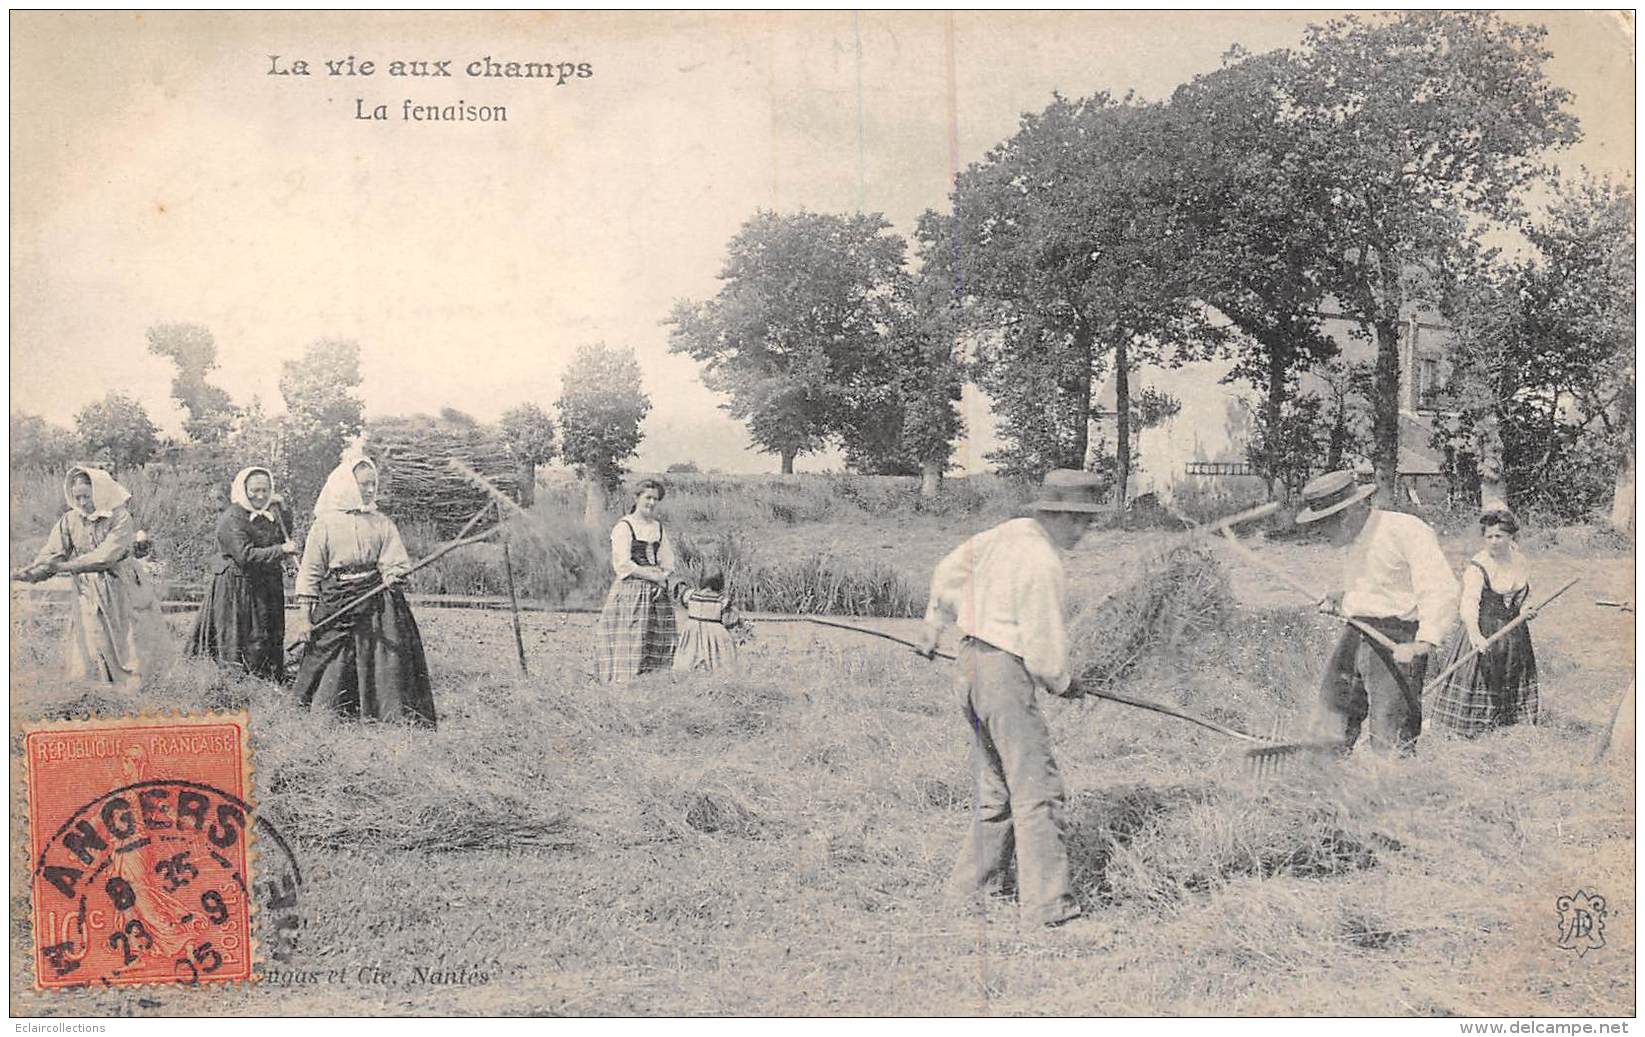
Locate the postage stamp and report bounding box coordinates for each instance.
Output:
[24,713,258,989]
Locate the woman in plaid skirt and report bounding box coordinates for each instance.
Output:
[595,478,678,682]
[1431,508,1540,736]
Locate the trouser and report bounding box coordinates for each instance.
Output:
[946,638,1080,926]
[1316,616,1429,754]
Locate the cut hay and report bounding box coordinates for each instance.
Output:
[255,688,574,854]
[1069,540,1232,689]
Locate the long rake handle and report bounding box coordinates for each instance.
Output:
[789,616,1269,746]
[286,510,498,650]
[1423,577,1579,692]
[1213,527,1401,653]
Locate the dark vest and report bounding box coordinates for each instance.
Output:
[620,518,662,567]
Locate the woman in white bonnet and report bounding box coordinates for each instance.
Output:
[290,451,436,726]
[13,466,168,688]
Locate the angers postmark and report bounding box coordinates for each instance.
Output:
[1555,890,1607,957]
[23,713,272,989]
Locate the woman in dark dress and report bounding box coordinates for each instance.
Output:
[187,466,299,680]
[1431,508,1541,736]
[291,453,436,726]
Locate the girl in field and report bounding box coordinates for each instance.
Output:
[1430,507,1541,736]
[291,453,437,726]
[673,568,741,674]
[595,477,679,682]
[187,467,300,681]
[12,466,168,688]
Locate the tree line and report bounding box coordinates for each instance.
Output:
[11,327,653,524]
[667,12,1634,523]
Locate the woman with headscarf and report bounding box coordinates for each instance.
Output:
[12,467,167,688]
[186,467,299,680]
[290,452,436,726]
[595,477,680,683]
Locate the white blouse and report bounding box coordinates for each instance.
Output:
[609,515,676,581]
[296,510,411,599]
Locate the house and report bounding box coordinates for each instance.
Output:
[1093,305,1457,504]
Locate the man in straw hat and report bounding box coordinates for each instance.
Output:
[914,469,1104,928]
[1296,469,1458,754]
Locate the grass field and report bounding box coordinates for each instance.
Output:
[7,505,1636,1017]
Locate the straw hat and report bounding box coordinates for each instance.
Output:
[1032,469,1108,513]
[1295,470,1377,524]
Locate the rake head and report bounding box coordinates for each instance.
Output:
[1245,713,1343,778]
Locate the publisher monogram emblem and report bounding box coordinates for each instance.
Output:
[1555,890,1607,957]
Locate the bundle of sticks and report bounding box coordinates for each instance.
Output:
[370,426,520,536]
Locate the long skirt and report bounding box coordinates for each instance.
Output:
[1429,623,1540,737]
[673,618,737,674]
[595,577,677,682]
[60,564,168,689]
[292,570,436,727]
[187,567,286,682]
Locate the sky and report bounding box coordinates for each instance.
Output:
[9,11,1635,474]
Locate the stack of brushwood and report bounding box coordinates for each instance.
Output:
[367,415,521,537]
[1068,540,1232,689]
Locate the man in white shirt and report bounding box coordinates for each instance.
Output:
[1296,469,1458,754]
[914,469,1104,928]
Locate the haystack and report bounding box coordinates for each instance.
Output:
[1067,540,1232,689]
[367,416,521,536]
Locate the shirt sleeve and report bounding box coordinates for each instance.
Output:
[1458,563,1485,641]
[220,512,286,568]
[32,517,69,566]
[377,517,411,580]
[1016,550,1071,694]
[68,510,134,572]
[922,537,971,628]
[1406,522,1459,646]
[610,521,640,580]
[295,516,329,600]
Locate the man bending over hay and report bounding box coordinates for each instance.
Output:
[1296,470,1457,755]
[915,469,1104,928]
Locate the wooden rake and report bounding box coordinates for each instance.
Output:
[1168,501,1392,772]
[1237,559,1579,773]
[284,502,500,653]
[801,618,1281,751]
[790,501,1313,775]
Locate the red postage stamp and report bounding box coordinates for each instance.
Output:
[25,713,257,989]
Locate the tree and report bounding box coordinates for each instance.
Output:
[1164,51,1342,500]
[1437,176,1635,523]
[74,392,159,471]
[1241,390,1331,500]
[950,93,1222,498]
[556,343,651,525]
[10,412,81,472]
[146,323,238,444]
[668,210,908,474]
[498,403,557,507]
[840,210,967,495]
[279,339,365,512]
[1275,12,1581,499]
